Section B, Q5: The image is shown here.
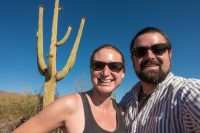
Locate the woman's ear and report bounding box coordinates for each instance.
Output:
[122,73,125,78]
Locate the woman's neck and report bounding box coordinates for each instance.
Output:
[87,89,113,111]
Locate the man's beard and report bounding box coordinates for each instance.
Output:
[135,59,170,84]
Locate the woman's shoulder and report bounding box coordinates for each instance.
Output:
[55,93,83,113]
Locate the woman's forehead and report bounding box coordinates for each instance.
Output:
[93,48,122,62]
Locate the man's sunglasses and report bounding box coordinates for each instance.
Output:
[90,60,124,72]
[131,43,171,57]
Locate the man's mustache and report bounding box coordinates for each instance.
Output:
[141,59,160,69]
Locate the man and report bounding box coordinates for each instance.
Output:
[120,27,200,133]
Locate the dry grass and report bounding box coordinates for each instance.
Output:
[0,91,42,133]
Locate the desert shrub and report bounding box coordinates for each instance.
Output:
[0,91,42,132]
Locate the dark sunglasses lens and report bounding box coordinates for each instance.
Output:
[152,44,168,55]
[91,62,105,71]
[91,61,124,72]
[133,47,147,57]
[108,63,124,72]
[132,44,170,57]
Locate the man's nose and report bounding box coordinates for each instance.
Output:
[145,49,156,59]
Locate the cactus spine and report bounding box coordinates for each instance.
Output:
[36,0,85,108]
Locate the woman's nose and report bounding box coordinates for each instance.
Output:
[101,65,111,76]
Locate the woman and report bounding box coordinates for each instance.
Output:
[13,44,126,133]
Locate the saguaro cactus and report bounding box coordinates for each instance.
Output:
[36,0,85,108]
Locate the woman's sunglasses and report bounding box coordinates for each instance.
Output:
[90,60,124,72]
[131,43,171,57]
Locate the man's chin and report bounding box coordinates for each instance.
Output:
[136,71,162,84]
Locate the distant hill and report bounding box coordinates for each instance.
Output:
[0,91,22,99]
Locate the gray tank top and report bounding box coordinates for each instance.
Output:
[80,93,126,133]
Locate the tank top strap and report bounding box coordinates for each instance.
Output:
[79,92,94,128]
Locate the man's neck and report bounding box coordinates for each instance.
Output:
[141,81,157,94]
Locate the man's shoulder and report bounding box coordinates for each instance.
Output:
[123,82,140,96]
[169,75,200,99]
[119,82,140,106]
[171,74,200,87]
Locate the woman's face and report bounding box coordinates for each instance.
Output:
[90,48,125,95]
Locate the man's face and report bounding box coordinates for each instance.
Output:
[131,32,172,84]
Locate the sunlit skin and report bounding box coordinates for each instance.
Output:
[131,32,172,94]
[91,48,125,98]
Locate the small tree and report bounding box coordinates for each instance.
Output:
[75,74,88,92]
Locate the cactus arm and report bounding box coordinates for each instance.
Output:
[48,0,60,77]
[56,26,72,46]
[56,17,85,81]
[50,0,59,43]
[37,4,47,75]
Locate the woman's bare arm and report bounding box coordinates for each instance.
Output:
[13,94,78,133]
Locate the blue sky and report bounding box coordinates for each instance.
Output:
[0,0,200,102]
